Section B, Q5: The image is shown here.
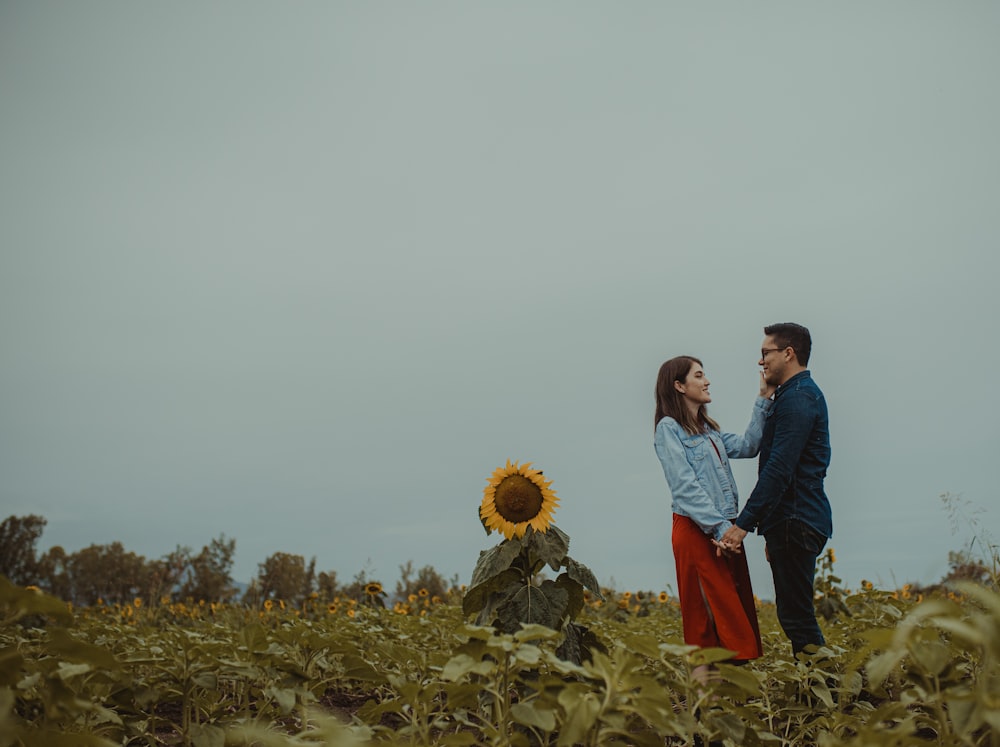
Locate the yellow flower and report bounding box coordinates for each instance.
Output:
[480,459,559,539]
[658,592,669,603]
[365,582,383,596]
[418,587,429,598]
[827,548,836,563]
[327,603,338,614]
[264,599,274,611]
[347,609,356,618]
[407,594,417,603]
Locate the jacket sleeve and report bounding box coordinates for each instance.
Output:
[655,420,732,540]
[720,397,772,459]
[736,391,815,532]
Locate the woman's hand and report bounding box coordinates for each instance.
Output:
[759,371,776,399]
[711,538,741,558]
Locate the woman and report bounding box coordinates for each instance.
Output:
[654,355,774,678]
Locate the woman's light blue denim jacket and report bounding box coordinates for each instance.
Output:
[654,397,773,541]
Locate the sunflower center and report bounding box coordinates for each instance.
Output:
[493,474,544,523]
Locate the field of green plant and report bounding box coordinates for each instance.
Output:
[2,554,998,747]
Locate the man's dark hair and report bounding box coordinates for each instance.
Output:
[764,322,812,366]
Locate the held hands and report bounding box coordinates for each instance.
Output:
[759,371,776,400]
[719,525,749,555]
[711,538,741,558]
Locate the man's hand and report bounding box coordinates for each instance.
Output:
[711,538,741,558]
[720,525,748,552]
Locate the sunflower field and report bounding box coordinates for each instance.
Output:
[2,559,999,747]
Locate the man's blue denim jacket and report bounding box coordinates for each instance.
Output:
[654,398,772,541]
[736,370,832,538]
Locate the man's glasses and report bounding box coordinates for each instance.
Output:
[760,347,788,359]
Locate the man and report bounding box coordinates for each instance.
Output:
[720,322,832,655]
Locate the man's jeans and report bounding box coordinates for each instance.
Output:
[765,519,827,654]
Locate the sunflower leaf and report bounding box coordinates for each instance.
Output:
[554,573,585,622]
[524,525,570,572]
[496,583,566,633]
[469,540,523,589]
[463,567,523,619]
[563,557,605,601]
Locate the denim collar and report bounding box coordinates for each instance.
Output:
[774,369,811,399]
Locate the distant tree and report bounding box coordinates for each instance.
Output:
[146,546,192,604]
[303,556,316,600]
[36,545,72,600]
[179,535,238,602]
[255,552,309,604]
[316,570,340,600]
[66,542,149,605]
[394,560,456,602]
[0,515,47,585]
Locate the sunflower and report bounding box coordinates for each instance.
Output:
[480,459,559,539]
[365,582,383,596]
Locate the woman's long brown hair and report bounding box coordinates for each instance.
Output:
[654,356,720,435]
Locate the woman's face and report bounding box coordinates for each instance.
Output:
[675,362,711,406]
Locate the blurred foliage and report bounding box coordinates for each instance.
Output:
[5,509,1000,746]
[3,562,999,747]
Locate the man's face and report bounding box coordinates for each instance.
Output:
[759,335,789,386]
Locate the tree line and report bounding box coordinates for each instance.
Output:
[0,515,455,607]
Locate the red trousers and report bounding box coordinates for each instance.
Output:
[672,513,762,661]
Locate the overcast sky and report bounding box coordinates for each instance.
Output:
[2,2,997,600]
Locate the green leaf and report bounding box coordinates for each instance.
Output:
[340,654,387,683]
[810,681,834,709]
[554,573,585,622]
[0,577,73,624]
[945,694,979,736]
[191,671,219,690]
[511,702,557,731]
[708,712,746,742]
[496,584,564,633]
[47,628,119,670]
[537,580,570,626]
[462,567,523,619]
[556,691,601,747]
[908,639,951,676]
[563,557,604,601]
[688,647,737,666]
[265,685,297,714]
[190,723,226,747]
[441,653,496,682]
[469,540,523,588]
[525,525,570,572]
[514,623,560,642]
[716,662,762,694]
